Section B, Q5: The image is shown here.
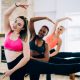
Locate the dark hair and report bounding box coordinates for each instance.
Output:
[42,25,49,34]
[17,16,28,41]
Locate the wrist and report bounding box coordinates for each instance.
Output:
[11,68,16,73]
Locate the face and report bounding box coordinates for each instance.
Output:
[56,26,64,34]
[13,18,24,31]
[38,26,48,39]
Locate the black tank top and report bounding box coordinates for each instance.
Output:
[29,35,45,58]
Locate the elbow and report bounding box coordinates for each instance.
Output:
[45,57,49,62]
[24,56,30,63]
[4,10,11,17]
[30,18,34,22]
[4,12,9,17]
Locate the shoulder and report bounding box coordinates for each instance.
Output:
[44,42,49,48]
[5,30,13,37]
[58,38,62,44]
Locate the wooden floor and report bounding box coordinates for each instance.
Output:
[0,74,79,80]
[0,62,80,80]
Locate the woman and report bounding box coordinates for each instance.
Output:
[45,17,80,64]
[2,2,80,80]
[45,17,80,80]
[29,17,51,80]
[2,2,30,80]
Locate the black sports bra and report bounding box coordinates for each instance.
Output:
[29,35,45,58]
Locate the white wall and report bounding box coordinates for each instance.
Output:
[34,0,56,12]
[0,0,1,33]
[56,0,80,18]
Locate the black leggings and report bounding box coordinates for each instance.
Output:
[49,49,80,64]
[7,54,28,80]
[46,49,80,80]
[7,54,80,80]
[50,49,80,58]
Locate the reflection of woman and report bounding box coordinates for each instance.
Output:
[2,2,30,80]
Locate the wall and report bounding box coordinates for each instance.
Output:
[56,0,80,51]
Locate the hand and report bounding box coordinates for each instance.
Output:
[46,17,55,24]
[2,70,14,79]
[16,2,29,9]
[65,17,72,21]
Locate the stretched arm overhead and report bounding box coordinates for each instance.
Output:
[52,17,72,34]
[56,17,72,23]
[2,2,30,79]
[29,17,55,36]
[3,2,29,34]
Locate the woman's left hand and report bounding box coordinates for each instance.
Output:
[2,70,14,79]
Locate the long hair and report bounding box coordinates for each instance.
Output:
[17,16,28,41]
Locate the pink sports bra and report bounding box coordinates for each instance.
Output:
[4,31,23,51]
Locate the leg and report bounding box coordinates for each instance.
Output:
[7,54,26,80]
[49,57,80,64]
[10,73,24,80]
[29,73,40,80]
[50,49,80,58]
[46,74,51,80]
[56,52,80,58]
[26,59,80,75]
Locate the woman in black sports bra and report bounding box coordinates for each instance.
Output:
[29,17,51,80]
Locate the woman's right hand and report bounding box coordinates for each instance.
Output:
[45,17,55,24]
[16,2,29,9]
[1,69,14,80]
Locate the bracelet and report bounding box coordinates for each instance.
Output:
[15,3,19,7]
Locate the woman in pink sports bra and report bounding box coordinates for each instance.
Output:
[2,2,30,80]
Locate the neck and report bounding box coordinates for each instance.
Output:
[13,31,20,36]
[55,33,60,38]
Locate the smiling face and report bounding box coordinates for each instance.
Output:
[56,26,65,35]
[13,17,24,31]
[38,26,49,39]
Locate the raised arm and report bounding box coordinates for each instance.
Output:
[3,2,29,34]
[56,17,72,23]
[52,17,72,34]
[29,17,55,36]
[3,3,17,33]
